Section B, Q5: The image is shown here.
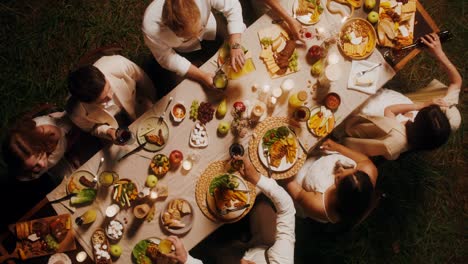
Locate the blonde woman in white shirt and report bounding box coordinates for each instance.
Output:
[163,156,296,264]
[142,0,246,90]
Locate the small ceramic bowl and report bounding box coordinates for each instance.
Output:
[105,219,124,242]
[324,92,341,111]
[171,103,186,123]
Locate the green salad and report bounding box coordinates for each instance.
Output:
[209,174,239,195]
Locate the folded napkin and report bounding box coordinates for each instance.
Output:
[347,60,381,95]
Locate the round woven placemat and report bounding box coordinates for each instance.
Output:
[195,160,257,223]
[248,116,307,180]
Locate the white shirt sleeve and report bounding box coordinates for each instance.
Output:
[210,0,246,34]
[256,176,295,264]
[143,34,192,76]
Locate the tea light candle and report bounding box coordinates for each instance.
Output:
[105,204,120,218]
[281,79,294,93]
[76,251,87,263]
[327,52,340,65]
[268,96,277,108]
[182,159,192,171]
[272,87,283,98]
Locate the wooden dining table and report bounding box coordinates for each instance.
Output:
[0,1,440,263]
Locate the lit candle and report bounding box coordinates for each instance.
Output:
[182,159,192,171]
[262,84,271,93]
[150,191,158,200]
[272,87,283,98]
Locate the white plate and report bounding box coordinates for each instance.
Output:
[347,60,380,95]
[206,175,250,221]
[66,170,97,194]
[136,116,169,152]
[292,0,322,25]
[48,253,71,264]
[160,198,194,235]
[257,130,299,172]
[189,122,208,148]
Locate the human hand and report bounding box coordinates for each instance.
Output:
[230,46,245,72]
[234,155,259,184]
[288,20,306,44]
[162,236,188,264]
[420,33,444,58]
[199,70,216,90]
[320,139,340,152]
[107,128,117,141]
[431,98,448,108]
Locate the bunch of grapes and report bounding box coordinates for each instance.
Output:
[190,100,199,120]
[197,102,215,124]
[396,0,409,4]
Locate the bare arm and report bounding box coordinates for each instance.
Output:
[261,0,305,43]
[421,33,462,95]
[283,178,328,222]
[321,139,378,186]
[383,102,430,119]
[185,64,216,90]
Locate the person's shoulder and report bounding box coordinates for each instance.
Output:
[65,97,83,115]
[142,0,164,31]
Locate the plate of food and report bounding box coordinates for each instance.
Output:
[65,170,98,205]
[149,154,171,176]
[292,0,324,25]
[111,179,138,208]
[257,24,299,78]
[258,126,299,172]
[160,198,194,235]
[91,229,111,264]
[13,214,75,260]
[206,174,250,221]
[347,60,381,94]
[377,0,416,48]
[189,122,208,148]
[132,237,174,264]
[338,18,376,60]
[136,116,169,152]
[307,106,335,137]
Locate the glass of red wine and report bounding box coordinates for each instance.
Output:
[115,127,135,145]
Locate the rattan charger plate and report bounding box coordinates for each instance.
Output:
[248,116,307,180]
[195,160,257,223]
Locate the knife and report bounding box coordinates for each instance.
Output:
[118,142,147,162]
[287,126,308,155]
[49,193,77,204]
[219,204,251,216]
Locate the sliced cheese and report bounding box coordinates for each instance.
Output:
[398,25,409,37]
[355,76,374,86]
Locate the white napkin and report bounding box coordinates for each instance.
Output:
[347,60,381,94]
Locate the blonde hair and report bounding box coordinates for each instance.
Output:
[162,0,201,37]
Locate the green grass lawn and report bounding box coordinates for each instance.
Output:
[0,0,466,263]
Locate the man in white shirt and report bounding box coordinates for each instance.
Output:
[67,55,155,142]
[142,0,246,90]
[164,156,296,264]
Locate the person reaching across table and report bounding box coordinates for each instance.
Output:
[343,33,462,160]
[256,0,306,43]
[66,55,155,143]
[163,156,296,264]
[283,139,378,227]
[142,0,246,91]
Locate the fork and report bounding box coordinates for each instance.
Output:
[218,204,250,216]
[263,148,273,178]
[356,63,382,77]
[159,96,173,123]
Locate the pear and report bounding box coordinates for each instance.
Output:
[310,59,324,77]
[216,98,227,118]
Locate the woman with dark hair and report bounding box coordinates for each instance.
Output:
[4,110,72,181]
[284,139,377,226]
[344,33,461,160]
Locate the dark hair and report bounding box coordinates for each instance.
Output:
[68,65,106,103]
[335,170,373,225]
[406,105,451,151]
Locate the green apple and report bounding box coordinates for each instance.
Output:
[110,244,122,258]
[364,0,376,10]
[367,11,379,24]
[217,121,230,136]
[145,174,158,188]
